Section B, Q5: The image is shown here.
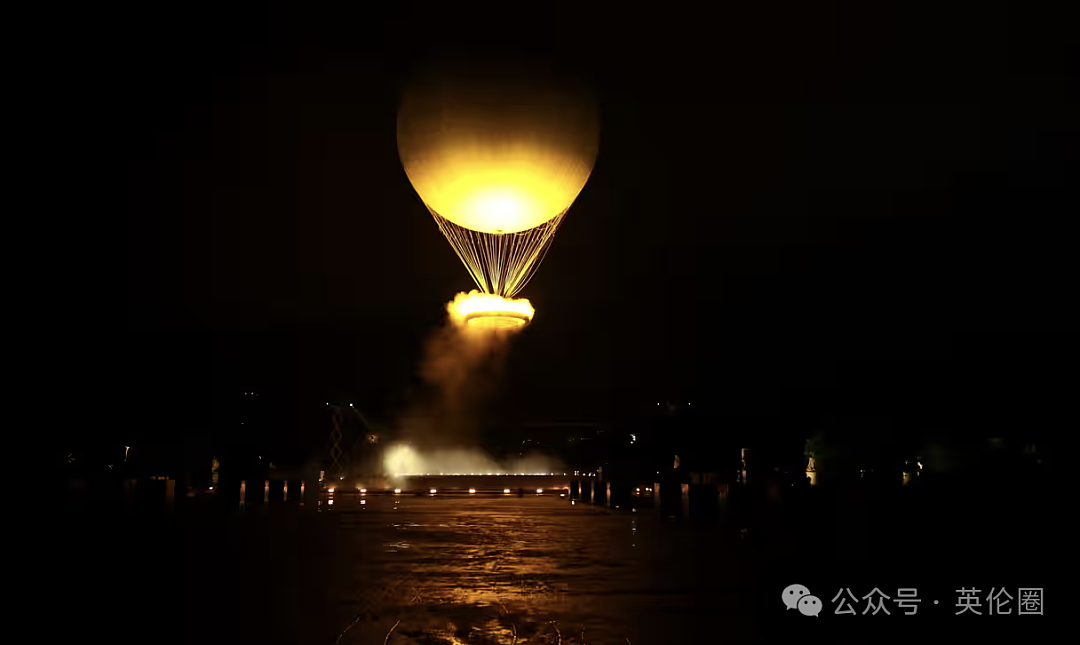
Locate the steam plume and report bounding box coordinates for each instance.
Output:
[384,294,563,475]
[407,299,510,445]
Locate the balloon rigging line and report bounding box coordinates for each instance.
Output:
[429,207,565,298]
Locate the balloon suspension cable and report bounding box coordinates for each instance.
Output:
[429,206,566,298]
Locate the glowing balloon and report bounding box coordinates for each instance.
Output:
[398,62,599,299]
[398,69,598,234]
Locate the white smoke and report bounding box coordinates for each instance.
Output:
[384,300,518,473]
[384,443,566,476]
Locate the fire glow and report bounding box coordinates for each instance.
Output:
[447,291,534,331]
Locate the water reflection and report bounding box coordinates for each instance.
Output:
[334,496,650,644]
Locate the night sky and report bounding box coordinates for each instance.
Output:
[109,6,1073,457]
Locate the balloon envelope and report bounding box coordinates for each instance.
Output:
[397,68,599,234]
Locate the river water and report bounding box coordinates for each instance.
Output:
[329,495,749,644]
[71,486,1057,644]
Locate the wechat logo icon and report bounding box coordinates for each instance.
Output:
[783,584,822,617]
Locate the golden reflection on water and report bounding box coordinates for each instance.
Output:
[334,496,625,644]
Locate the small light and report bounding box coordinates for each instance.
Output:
[536,488,543,494]
[361,500,365,505]
[360,488,366,493]
[504,488,511,494]
[328,499,334,505]
[209,487,213,490]
[394,488,401,494]
[560,493,565,497]
[470,489,476,494]
[430,488,437,494]
[328,488,335,493]
[349,403,353,407]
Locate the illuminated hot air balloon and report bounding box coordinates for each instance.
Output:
[397,63,599,330]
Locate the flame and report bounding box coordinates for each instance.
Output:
[447,290,534,330]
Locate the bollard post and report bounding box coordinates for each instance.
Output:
[717,482,730,521]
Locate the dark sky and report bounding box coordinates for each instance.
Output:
[109,5,1074,451]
